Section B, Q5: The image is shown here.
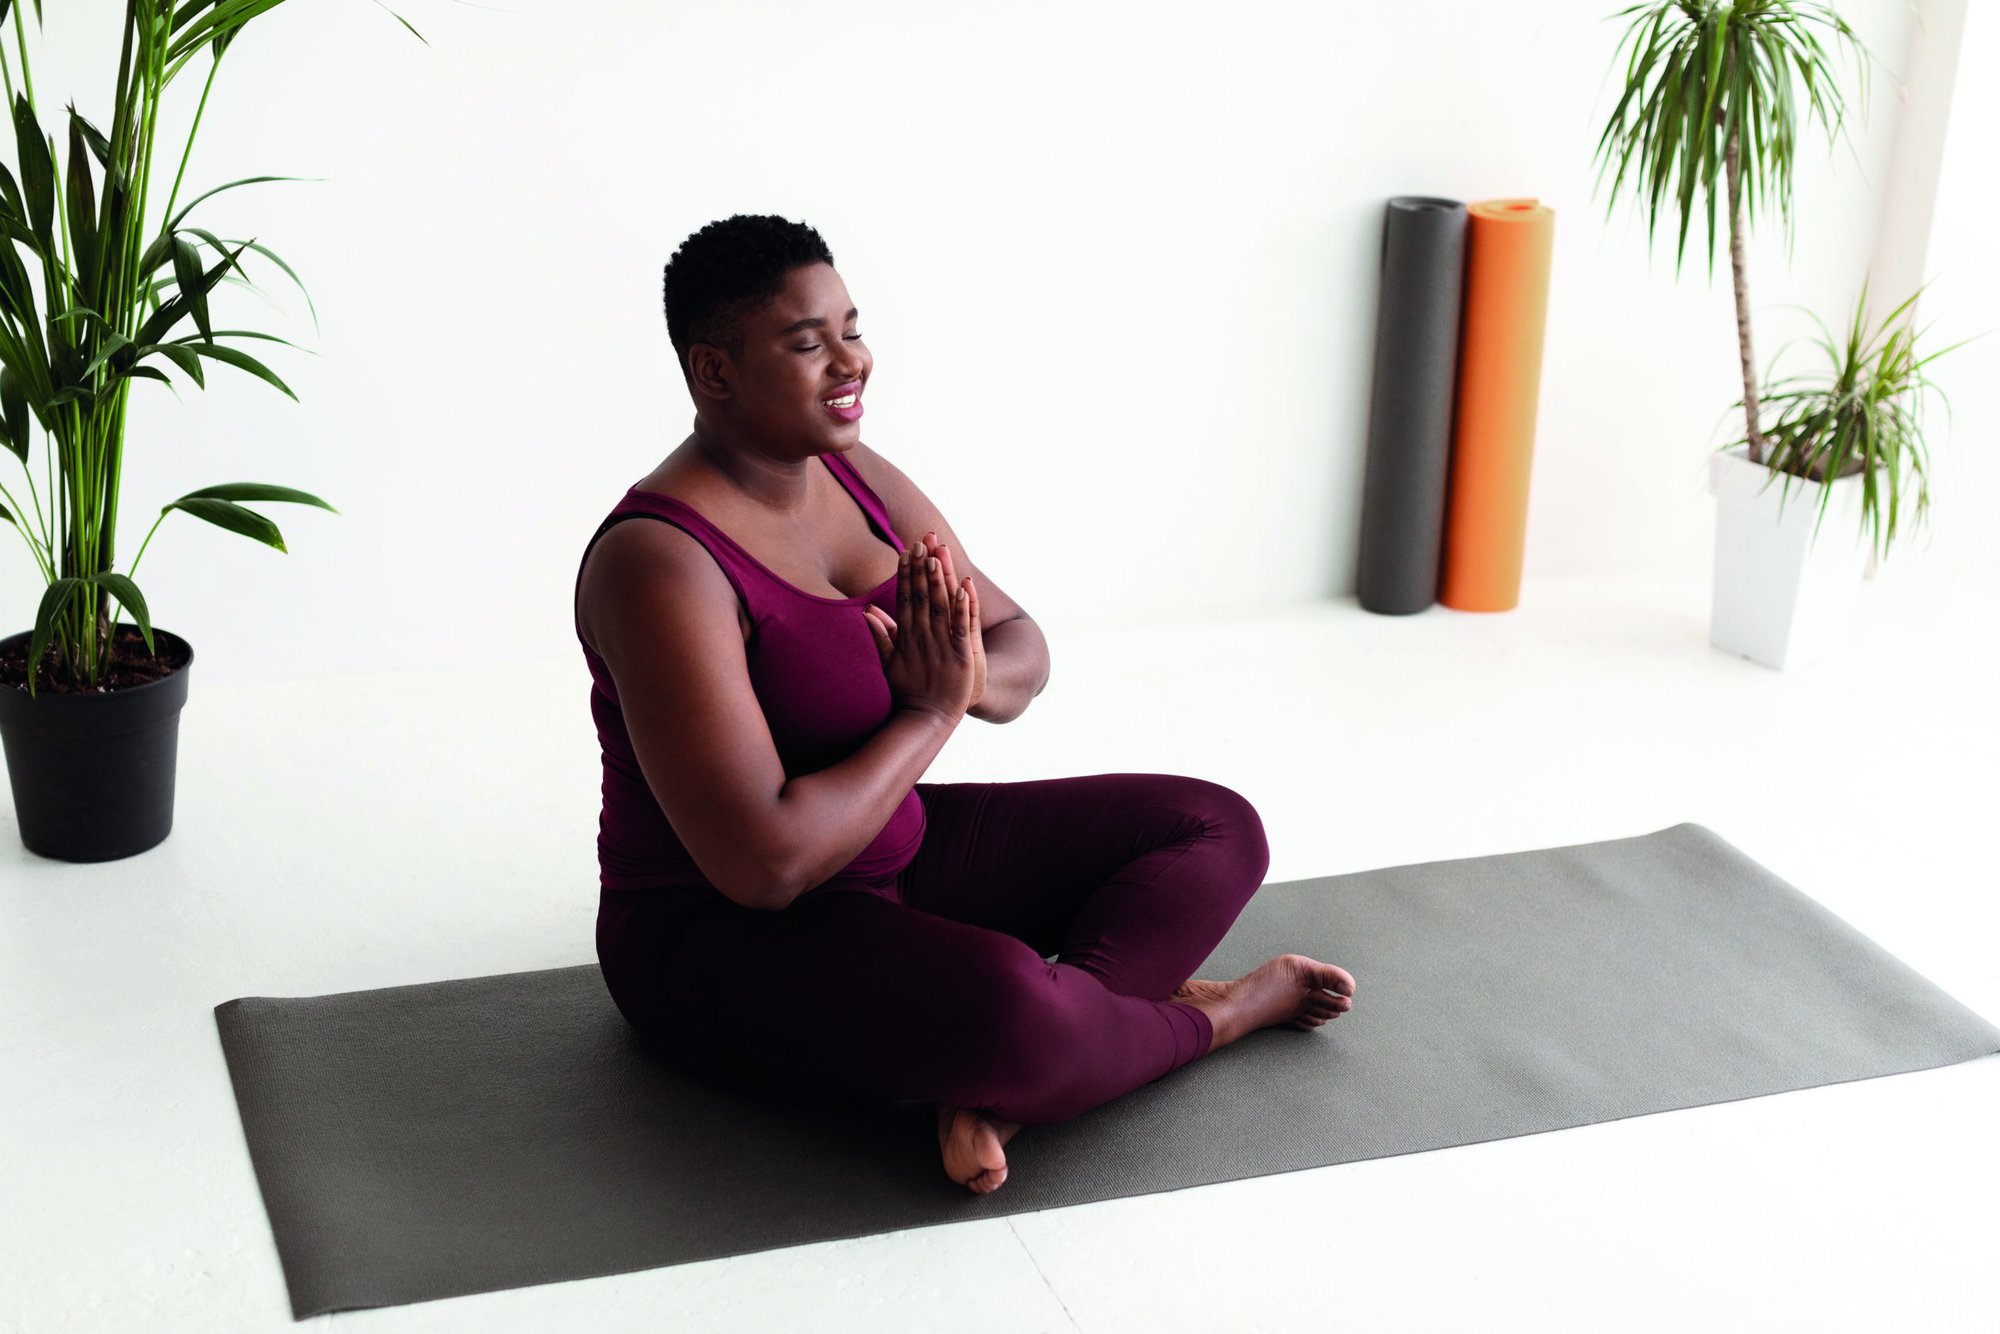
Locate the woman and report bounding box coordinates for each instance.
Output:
[573,214,1356,1195]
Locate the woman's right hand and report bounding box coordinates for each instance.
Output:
[864,538,981,724]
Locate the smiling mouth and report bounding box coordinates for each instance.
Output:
[820,388,865,422]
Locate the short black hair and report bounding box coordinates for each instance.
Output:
[662,214,836,382]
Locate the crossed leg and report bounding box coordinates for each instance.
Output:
[893,773,1335,1192]
[896,772,1272,1003]
[597,772,1351,1197]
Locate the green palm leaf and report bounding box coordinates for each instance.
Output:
[176,481,338,513]
[27,575,84,693]
[172,234,213,343]
[10,92,54,258]
[180,338,297,400]
[164,497,287,552]
[64,116,99,299]
[95,571,153,655]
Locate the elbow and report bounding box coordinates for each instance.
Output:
[751,793,807,910]
[720,877,790,913]
[744,851,799,912]
[703,850,793,912]
[705,801,798,911]
[718,866,789,912]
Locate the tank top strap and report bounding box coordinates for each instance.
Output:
[573,491,758,655]
[820,450,904,550]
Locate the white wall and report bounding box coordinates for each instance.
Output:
[1,0,1971,686]
[1892,0,2000,583]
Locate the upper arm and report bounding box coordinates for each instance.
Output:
[583,519,790,910]
[845,441,1031,630]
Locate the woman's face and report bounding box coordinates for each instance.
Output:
[721,262,872,449]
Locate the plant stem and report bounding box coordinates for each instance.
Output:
[1724,118,1765,467]
[125,505,166,582]
[161,49,224,245]
[11,0,33,111]
[106,22,214,637]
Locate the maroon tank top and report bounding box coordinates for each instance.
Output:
[573,449,926,895]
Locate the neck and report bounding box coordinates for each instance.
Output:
[688,420,817,515]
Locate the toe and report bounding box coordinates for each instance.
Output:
[1319,964,1356,997]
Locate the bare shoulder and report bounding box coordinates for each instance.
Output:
[840,444,924,516]
[841,440,912,505]
[842,441,1031,628]
[579,514,745,655]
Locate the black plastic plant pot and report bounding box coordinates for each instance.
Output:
[0,622,194,863]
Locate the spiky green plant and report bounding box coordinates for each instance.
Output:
[0,0,427,696]
[1715,276,1981,564]
[1590,0,1876,470]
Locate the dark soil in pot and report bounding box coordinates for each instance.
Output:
[0,624,189,693]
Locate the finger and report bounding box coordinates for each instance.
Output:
[966,577,981,643]
[908,546,930,645]
[920,556,941,647]
[927,532,958,599]
[951,577,969,638]
[928,554,950,626]
[897,539,914,630]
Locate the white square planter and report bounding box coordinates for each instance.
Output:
[1708,444,1875,670]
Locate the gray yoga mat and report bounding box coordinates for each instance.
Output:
[1357,195,1466,615]
[215,822,2000,1318]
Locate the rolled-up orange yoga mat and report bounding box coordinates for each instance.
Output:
[1439,198,1554,612]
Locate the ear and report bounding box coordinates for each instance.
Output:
[687,343,733,400]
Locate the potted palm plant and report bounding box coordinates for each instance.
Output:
[1707,278,1974,667]
[1589,0,1968,669]
[0,0,424,862]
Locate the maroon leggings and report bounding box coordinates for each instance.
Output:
[596,772,1270,1125]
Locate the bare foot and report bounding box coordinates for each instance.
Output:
[1171,955,1357,1049]
[936,1102,1024,1194]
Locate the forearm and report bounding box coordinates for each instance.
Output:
[967,617,1050,724]
[766,706,958,908]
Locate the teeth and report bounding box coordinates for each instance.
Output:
[824,394,857,408]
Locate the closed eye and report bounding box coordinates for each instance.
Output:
[794,334,864,352]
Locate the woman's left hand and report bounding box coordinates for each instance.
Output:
[862,530,985,711]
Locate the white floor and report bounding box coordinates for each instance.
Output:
[5,563,1998,1332]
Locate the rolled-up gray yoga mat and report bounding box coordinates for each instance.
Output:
[215,823,1999,1318]
[1356,196,1467,615]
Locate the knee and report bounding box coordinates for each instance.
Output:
[1175,777,1271,886]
